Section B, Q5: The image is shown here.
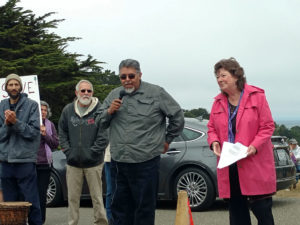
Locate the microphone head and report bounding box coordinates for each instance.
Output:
[119,90,127,100]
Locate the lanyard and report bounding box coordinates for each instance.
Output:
[228,90,244,143]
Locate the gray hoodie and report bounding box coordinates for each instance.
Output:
[58,97,108,168]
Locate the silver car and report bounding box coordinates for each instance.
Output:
[47,118,296,211]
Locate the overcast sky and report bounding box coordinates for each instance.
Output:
[11,0,300,121]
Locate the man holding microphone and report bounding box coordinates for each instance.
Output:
[98,59,184,225]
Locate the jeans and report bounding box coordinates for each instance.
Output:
[1,162,42,225]
[296,165,300,182]
[36,164,51,223]
[110,156,160,225]
[0,163,2,190]
[0,163,3,202]
[229,195,274,225]
[105,162,112,221]
[228,163,274,225]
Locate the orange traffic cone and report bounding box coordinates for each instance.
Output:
[175,190,194,225]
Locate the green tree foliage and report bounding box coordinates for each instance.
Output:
[273,124,291,137]
[183,108,210,120]
[273,123,300,143]
[0,0,120,124]
[290,126,300,143]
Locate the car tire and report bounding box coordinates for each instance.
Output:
[174,168,215,211]
[46,173,62,207]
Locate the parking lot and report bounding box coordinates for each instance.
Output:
[44,194,300,225]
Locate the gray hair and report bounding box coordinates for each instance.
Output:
[119,59,141,73]
[40,100,52,118]
[75,80,94,92]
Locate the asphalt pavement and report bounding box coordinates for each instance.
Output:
[44,196,300,225]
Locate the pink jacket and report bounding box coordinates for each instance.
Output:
[207,84,276,198]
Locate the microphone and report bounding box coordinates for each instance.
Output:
[119,90,127,100]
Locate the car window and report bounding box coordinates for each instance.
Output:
[173,135,184,142]
[272,138,289,150]
[275,149,289,166]
[181,128,204,141]
[271,136,287,143]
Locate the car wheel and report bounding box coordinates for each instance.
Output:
[174,168,215,211]
[46,173,62,207]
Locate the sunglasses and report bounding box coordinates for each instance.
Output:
[120,73,136,80]
[80,89,92,93]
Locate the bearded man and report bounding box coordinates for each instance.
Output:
[58,80,108,225]
[0,74,42,225]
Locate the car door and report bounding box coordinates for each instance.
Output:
[158,133,187,198]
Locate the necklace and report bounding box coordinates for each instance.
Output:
[229,103,237,114]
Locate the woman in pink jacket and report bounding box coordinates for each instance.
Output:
[207,58,276,225]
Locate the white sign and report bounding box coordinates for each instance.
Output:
[0,75,42,124]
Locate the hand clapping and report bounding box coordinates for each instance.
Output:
[4,110,17,125]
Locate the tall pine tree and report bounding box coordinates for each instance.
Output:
[0,0,120,124]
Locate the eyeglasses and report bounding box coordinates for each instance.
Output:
[120,73,136,80]
[80,89,92,93]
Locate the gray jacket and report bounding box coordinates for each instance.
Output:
[98,81,184,163]
[58,97,108,168]
[0,93,40,163]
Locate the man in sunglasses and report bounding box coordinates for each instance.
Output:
[98,59,184,225]
[58,80,108,225]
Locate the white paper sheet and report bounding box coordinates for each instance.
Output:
[217,142,248,169]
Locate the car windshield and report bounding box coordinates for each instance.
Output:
[271,136,288,149]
